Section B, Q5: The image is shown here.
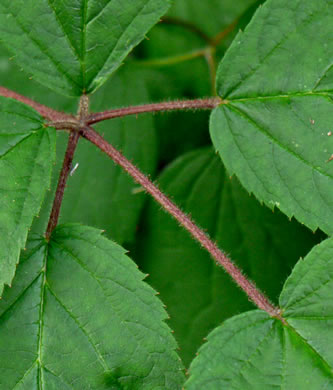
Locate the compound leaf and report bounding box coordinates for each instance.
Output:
[0,224,184,389]
[0,96,55,296]
[137,147,321,366]
[0,0,171,96]
[210,0,333,234]
[185,236,333,389]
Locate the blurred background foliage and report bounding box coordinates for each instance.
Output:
[0,0,325,367]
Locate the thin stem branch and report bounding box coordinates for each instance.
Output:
[81,124,282,319]
[161,17,211,43]
[45,131,80,240]
[87,97,223,125]
[203,47,217,95]
[0,86,73,122]
[211,18,239,47]
[136,48,207,67]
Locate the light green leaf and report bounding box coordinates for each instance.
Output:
[0,224,184,389]
[137,147,322,366]
[0,96,55,296]
[185,237,333,389]
[210,0,333,234]
[0,0,171,96]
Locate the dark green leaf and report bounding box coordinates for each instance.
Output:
[137,147,321,366]
[0,97,55,295]
[0,224,184,389]
[0,0,171,96]
[186,236,333,389]
[211,0,333,234]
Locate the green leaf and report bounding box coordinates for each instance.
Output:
[0,0,171,96]
[0,43,78,113]
[0,96,55,296]
[30,63,157,245]
[185,237,333,389]
[137,147,322,366]
[210,0,333,234]
[0,224,184,389]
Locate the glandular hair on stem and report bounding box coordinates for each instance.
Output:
[78,94,90,120]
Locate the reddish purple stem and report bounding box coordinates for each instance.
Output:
[87,98,222,124]
[0,86,73,122]
[82,125,282,319]
[45,131,80,240]
[0,85,282,318]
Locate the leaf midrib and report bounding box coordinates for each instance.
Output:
[226,90,332,103]
[37,244,48,390]
[284,320,333,380]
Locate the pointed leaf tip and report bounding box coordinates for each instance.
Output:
[0,0,172,96]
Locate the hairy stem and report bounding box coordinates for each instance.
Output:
[81,124,281,318]
[45,131,80,240]
[0,86,73,122]
[87,97,223,125]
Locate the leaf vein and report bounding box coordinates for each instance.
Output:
[0,8,80,91]
[226,3,325,98]
[90,0,155,88]
[46,286,109,372]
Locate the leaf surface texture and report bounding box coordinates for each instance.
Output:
[0,97,55,295]
[0,224,184,389]
[0,0,171,95]
[211,0,333,233]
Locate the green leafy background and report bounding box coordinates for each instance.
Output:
[1,0,332,388]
